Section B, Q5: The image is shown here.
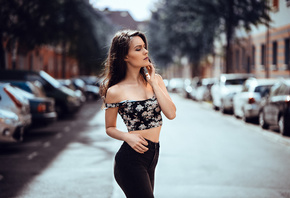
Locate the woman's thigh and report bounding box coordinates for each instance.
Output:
[114,142,155,198]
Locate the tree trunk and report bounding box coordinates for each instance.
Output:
[225,0,234,74]
[61,41,66,78]
[0,34,6,69]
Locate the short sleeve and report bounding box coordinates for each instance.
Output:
[105,103,120,109]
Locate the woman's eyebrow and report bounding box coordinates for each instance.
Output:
[134,44,145,48]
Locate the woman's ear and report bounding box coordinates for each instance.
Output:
[124,56,128,62]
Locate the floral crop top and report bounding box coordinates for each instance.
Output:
[105,95,163,132]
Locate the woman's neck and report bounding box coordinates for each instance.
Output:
[125,67,143,84]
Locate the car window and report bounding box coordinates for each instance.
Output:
[277,83,289,96]
[270,83,281,97]
[225,78,248,85]
[254,85,272,94]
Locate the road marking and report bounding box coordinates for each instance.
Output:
[64,126,70,133]
[43,141,51,148]
[55,133,63,139]
[27,152,38,160]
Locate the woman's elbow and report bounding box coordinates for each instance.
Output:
[166,112,176,120]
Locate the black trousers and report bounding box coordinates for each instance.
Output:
[114,139,160,198]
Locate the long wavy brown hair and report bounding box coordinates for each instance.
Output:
[99,30,148,99]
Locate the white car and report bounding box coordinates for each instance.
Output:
[211,73,254,113]
[233,78,278,122]
[0,83,32,129]
[195,78,216,101]
[0,109,24,143]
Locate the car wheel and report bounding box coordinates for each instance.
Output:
[259,111,269,129]
[279,115,290,136]
[242,110,249,123]
[220,102,226,114]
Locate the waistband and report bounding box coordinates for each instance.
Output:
[145,138,160,150]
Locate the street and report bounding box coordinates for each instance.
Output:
[1,93,290,198]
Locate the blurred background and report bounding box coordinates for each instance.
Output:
[0,0,289,79]
[1,1,290,198]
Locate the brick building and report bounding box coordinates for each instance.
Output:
[213,0,290,79]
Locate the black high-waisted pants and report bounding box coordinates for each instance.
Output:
[114,139,160,198]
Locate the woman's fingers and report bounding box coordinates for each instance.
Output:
[133,136,148,153]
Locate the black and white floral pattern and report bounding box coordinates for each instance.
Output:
[105,95,163,131]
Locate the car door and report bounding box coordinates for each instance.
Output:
[263,84,278,124]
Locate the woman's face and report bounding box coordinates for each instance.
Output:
[124,36,149,68]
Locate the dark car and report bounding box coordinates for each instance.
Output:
[79,76,100,100]
[259,79,290,136]
[0,70,81,116]
[6,81,57,126]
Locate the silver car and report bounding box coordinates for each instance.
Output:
[211,73,254,113]
[0,109,24,143]
[233,78,277,122]
[0,83,32,130]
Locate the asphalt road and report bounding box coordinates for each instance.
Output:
[1,93,290,198]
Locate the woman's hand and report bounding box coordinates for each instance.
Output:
[124,133,148,154]
[145,64,158,87]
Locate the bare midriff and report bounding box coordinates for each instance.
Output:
[129,126,161,143]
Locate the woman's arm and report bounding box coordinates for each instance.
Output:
[105,88,148,153]
[146,64,176,120]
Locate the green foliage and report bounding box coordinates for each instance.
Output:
[148,0,219,71]
[0,0,114,74]
[148,0,270,75]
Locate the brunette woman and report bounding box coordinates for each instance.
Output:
[100,30,176,198]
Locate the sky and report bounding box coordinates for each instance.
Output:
[89,0,159,21]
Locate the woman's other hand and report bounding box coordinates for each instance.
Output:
[125,133,149,154]
[145,64,158,87]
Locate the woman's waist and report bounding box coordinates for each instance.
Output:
[129,126,161,143]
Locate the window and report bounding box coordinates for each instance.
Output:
[272,0,279,11]
[252,45,256,67]
[277,83,290,96]
[272,41,277,65]
[261,44,265,67]
[285,38,290,68]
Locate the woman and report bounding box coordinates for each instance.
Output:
[100,30,176,198]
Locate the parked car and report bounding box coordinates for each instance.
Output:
[188,77,202,100]
[3,81,57,125]
[233,78,277,122]
[259,79,290,136]
[79,76,100,100]
[0,109,24,143]
[211,73,254,113]
[195,78,217,102]
[0,70,81,116]
[168,78,184,93]
[58,79,86,103]
[0,83,32,130]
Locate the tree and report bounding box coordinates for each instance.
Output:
[148,0,271,76]
[199,0,271,73]
[0,0,113,74]
[148,0,219,77]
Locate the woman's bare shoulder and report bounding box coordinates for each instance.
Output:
[105,84,124,103]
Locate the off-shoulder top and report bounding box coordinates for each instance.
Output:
[105,95,162,132]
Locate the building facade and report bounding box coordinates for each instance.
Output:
[229,0,290,78]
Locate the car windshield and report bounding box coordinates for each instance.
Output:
[225,79,247,85]
[40,71,61,88]
[254,85,272,93]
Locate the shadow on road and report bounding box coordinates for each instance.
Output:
[0,99,103,198]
